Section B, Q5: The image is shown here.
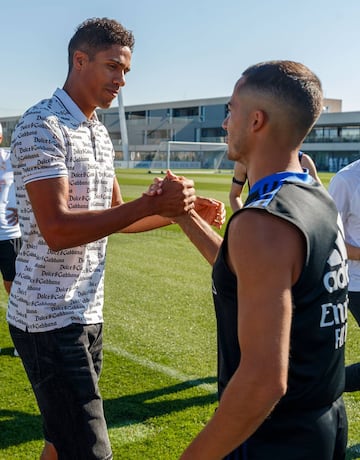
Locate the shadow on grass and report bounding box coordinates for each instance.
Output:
[0,410,43,449]
[104,376,218,428]
[0,377,217,449]
[0,346,18,356]
[1,376,358,459]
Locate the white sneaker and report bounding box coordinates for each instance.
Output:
[14,348,19,357]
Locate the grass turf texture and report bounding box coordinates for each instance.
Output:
[0,169,359,459]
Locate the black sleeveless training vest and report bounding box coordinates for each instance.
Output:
[212,171,348,411]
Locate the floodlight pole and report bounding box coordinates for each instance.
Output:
[117,89,129,165]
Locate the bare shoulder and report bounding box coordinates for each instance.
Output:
[227,209,305,284]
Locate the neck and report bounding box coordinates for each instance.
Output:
[63,81,95,119]
[246,147,303,187]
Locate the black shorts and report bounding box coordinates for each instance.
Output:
[0,238,21,281]
[9,323,112,460]
[224,396,347,460]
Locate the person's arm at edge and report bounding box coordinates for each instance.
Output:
[229,183,244,212]
[301,153,322,183]
[345,242,360,261]
[328,174,358,259]
[229,162,247,212]
[179,211,302,459]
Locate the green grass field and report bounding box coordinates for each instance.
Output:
[0,169,359,459]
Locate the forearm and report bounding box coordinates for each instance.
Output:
[38,195,164,251]
[120,214,173,233]
[345,242,360,261]
[229,196,243,212]
[174,210,222,265]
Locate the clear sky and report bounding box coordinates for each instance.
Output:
[2,0,360,117]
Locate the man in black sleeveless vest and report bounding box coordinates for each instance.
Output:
[175,61,348,460]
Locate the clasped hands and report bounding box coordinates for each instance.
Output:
[144,170,226,229]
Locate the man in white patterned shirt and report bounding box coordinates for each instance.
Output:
[8,18,197,460]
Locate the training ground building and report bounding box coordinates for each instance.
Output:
[1,95,360,172]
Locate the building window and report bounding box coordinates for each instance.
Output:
[126,111,146,120]
[305,126,339,143]
[305,125,360,143]
[146,129,172,143]
[173,107,199,118]
[341,126,360,142]
[200,127,226,143]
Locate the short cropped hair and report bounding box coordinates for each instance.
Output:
[240,60,323,138]
[68,17,135,70]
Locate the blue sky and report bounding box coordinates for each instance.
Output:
[2,0,360,116]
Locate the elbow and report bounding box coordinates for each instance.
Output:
[257,380,287,416]
[272,379,287,402]
[40,223,69,252]
[208,248,221,266]
[43,235,67,252]
[257,373,287,409]
[268,372,288,406]
[243,363,288,404]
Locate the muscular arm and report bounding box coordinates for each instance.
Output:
[26,175,194,251]
[180,211,305,460]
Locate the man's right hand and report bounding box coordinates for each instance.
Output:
[146,170,196,218]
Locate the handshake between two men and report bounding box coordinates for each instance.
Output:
[145,169,226,229]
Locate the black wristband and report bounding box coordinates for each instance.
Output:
[232,177,246,186]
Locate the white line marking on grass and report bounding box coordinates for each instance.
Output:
[106,344,217,394]
[108,420,159,444]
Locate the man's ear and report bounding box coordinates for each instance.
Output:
[251,109,267,132]
[73,50,88,70]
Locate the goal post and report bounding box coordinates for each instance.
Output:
[149,141,229,172]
